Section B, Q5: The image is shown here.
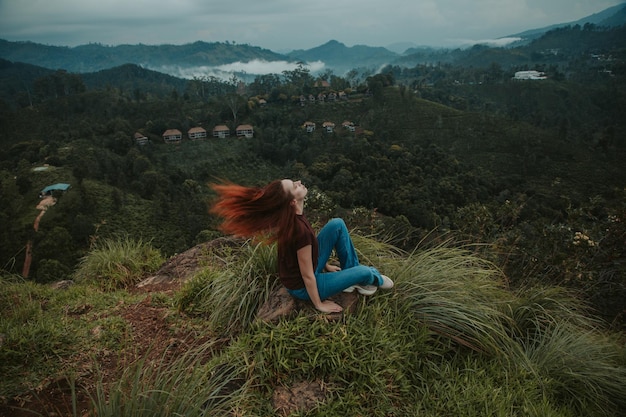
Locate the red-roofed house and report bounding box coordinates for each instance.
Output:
[314,80,330,88]
[303,121,316,133]
[342,121,356,132]
[213,125,230,138]
[236,124,254,138]
[162,129,182,143]
[134,132,149,145]
[188,126,207,140]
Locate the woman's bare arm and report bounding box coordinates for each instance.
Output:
[297,245,343,313]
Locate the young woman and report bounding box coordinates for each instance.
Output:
[210,179,394,313]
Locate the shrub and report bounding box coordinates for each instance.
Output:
[175,240,280,333]
[74,237,164,290]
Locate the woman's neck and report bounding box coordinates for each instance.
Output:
[294,200,305,215]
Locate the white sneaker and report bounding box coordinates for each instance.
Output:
[379,275,394,289]
[343,285,378,295]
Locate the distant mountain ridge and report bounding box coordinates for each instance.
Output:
[0,40,287,74]
[286,40,399,72]
[507,2,626,43]
[0,3,624,77]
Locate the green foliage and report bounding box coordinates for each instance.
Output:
[0,279,73,371]
[395,244,515,355]
[188,235,625,416]
[90,341,247,417]
[175,240,280,333]
[73,237,164,290]
[519,321,626,415]
[507,286,598,340]
[0,274,140,399]
[2,49,624,327]
[2,232,625,416]
[91,315,130,350]
[223,305,430,415]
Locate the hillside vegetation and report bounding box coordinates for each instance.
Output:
[1,237,625,416]
[0,24,625,416]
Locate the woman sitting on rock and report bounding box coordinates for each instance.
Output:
[210,179,394,313]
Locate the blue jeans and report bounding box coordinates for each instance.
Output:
[287,218,384,301]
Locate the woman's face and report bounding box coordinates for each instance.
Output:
[281,179,308,201]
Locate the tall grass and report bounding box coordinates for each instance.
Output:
[507,285,599,340]
[350,232,407,268]
[220,304,431,415]
[393,244,516,356]
[195,235,626,416]
[73,236,165,290]
[11,232,617,416]
[90,341,248,417]
[502,285,626,415]
[175,240,280,333]
[520,320,626,414]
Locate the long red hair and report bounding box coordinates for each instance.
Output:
[209,180,297,244]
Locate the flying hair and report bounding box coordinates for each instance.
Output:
[209,180,297,244]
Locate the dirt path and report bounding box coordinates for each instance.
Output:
[22,196,56,278]
[34,196,56,232]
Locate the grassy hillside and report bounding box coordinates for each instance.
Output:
[1,22,625,415]
[1,236,624,416]
[0,78,624,323]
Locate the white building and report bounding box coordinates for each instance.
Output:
[514,70,547,80]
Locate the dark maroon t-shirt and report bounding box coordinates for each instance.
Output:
[278,215,318,290]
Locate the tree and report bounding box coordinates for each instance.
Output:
[33,70,85,101]
[223,93,246,124]
[248,74,282,97]
[282,62,313,94]
[485,63,504,83]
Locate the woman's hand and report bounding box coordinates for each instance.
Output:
[297,246,343,314]
[316,300,343,313]
[325,263,341,272]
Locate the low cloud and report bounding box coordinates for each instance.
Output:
[148,59,326,81]
[455,37,523,47]
[216,59,325,74]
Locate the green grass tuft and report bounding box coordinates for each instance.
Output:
[394,244,515,356]
[90,341,248,417]
[175,240,281,333]
[73,236,165,290]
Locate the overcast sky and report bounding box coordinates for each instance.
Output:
[0,0,623,52]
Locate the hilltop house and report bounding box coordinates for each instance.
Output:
[236,124,254,138]
[213,125,230,138]
[314,80,330,88]
[134,132,148,145]
[188,127,207,140]
[342,121,355,132]
[322,121,335,133]
[162,129,182,143]
[303,121,316,133]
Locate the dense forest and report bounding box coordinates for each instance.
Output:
[1,25,625,326]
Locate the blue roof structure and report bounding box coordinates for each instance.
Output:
[40,183,71,194]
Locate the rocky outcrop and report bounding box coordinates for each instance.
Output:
[137,237,241,288]
[256,286,360,323]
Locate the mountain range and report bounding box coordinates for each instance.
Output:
[0,3,624,78]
